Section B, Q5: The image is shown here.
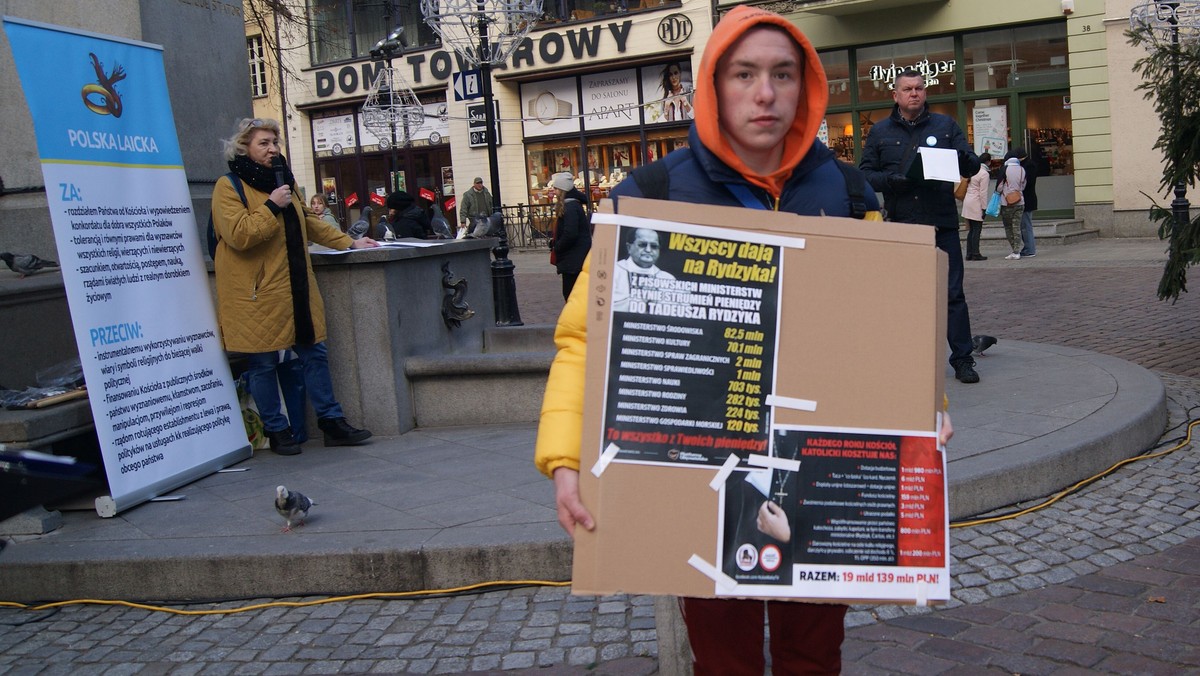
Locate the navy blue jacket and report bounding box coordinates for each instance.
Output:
[859,105,979,229]
[612,126,878,218]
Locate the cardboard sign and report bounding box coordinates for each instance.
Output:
[573,197,949,605]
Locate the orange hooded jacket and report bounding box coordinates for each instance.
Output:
[692,5,830,199]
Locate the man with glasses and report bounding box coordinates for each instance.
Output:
[611,227,675,313]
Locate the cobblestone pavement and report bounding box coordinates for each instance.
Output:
[3,240,1200,674]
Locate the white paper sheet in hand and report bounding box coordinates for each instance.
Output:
[917,147,961,183]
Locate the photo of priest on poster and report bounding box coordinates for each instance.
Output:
[601,222,786,469]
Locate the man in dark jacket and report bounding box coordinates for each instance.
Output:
[860,69,982,384]
[1019,146,1039,257]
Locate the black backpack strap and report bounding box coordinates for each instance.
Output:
[834,160,868,219]
[631,159,670,200]
[228,172,247,206]
[208,173,249,259]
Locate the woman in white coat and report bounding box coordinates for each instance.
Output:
[960,152,992,261]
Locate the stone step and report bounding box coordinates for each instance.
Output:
[405,351,554,427]
[963,218,1101,245]
[483,324,555,353]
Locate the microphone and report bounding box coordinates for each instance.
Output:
[272,156,288,189]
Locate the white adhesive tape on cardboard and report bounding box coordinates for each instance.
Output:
[687,554,739,593]
[591,443,621,477]
[709,453,741,490]
[747,455,802,473]
[765,394,818,412]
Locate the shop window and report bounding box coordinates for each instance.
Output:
[962,29,1015,92]
[525,130,687,208]
[822,113,855,163]
[539,0,679,24]
[307,0,439,67]
[855,37,955,104]
[963,24,1068,93]
[823,50,851,109]
[643,128,688,164]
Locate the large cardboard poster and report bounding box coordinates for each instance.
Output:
[601,222,787,468]
[4,18,251,516]
[577,200,949,605]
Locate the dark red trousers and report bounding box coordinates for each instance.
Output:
[680,597,847,675]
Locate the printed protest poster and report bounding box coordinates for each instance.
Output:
[575,200,948,604]
[717,424,948,601]
[601,222,792,469]
[4,18,251,516]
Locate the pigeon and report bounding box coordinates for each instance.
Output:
[346,205,372,240]
[972,335,998,356]
[274,485,315,532]
[1,252,59,278]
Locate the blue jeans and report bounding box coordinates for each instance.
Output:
[1020,209,1036,256]
[245,342,343,434]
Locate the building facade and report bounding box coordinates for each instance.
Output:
[277,0,1182,238]
[277,0,712,231]
[750,0,1179,236]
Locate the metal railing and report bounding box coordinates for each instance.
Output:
[499,203,556,249]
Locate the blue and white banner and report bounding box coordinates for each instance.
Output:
[3,17,250,516]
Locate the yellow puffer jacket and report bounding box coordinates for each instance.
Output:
[211,176,353,353]
[534,254,591,478]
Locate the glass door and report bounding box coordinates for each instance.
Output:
[1020,92,1074,217]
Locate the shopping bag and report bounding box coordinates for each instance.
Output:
[985,191,1001,218]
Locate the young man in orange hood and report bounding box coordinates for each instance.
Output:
[536,7,952,674]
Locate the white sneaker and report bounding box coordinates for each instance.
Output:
[1005,252,1021,260]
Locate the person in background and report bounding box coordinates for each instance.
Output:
[211,117,375,455]
[859,69,982,385]
[549,172,591,300]
[1019,146,1040,258]
[385,190,434,239]
[961,152,992,261]
[536,8,953,674]
[459,176,493,237]
[999,149,1027,260]
[309,194,339,229]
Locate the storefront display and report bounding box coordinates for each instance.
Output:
[311,94,452,231]
[521,60,693,207]
[822,21,1074,208]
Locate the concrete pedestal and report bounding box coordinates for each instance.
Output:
[312,239,498,435]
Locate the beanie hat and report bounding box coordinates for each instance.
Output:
[550,173,574,191]
[386,190,413,211]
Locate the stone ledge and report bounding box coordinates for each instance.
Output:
[0,399,95,449]
[406,353,555,427]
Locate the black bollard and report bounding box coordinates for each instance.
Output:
[488,211,523,326]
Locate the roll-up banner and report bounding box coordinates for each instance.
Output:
[3,17,251,517]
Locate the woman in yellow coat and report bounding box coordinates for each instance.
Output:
[212,118,376,455]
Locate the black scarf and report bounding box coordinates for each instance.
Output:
[228,154,314,345]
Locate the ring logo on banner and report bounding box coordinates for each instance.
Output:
[81,52,126,117]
